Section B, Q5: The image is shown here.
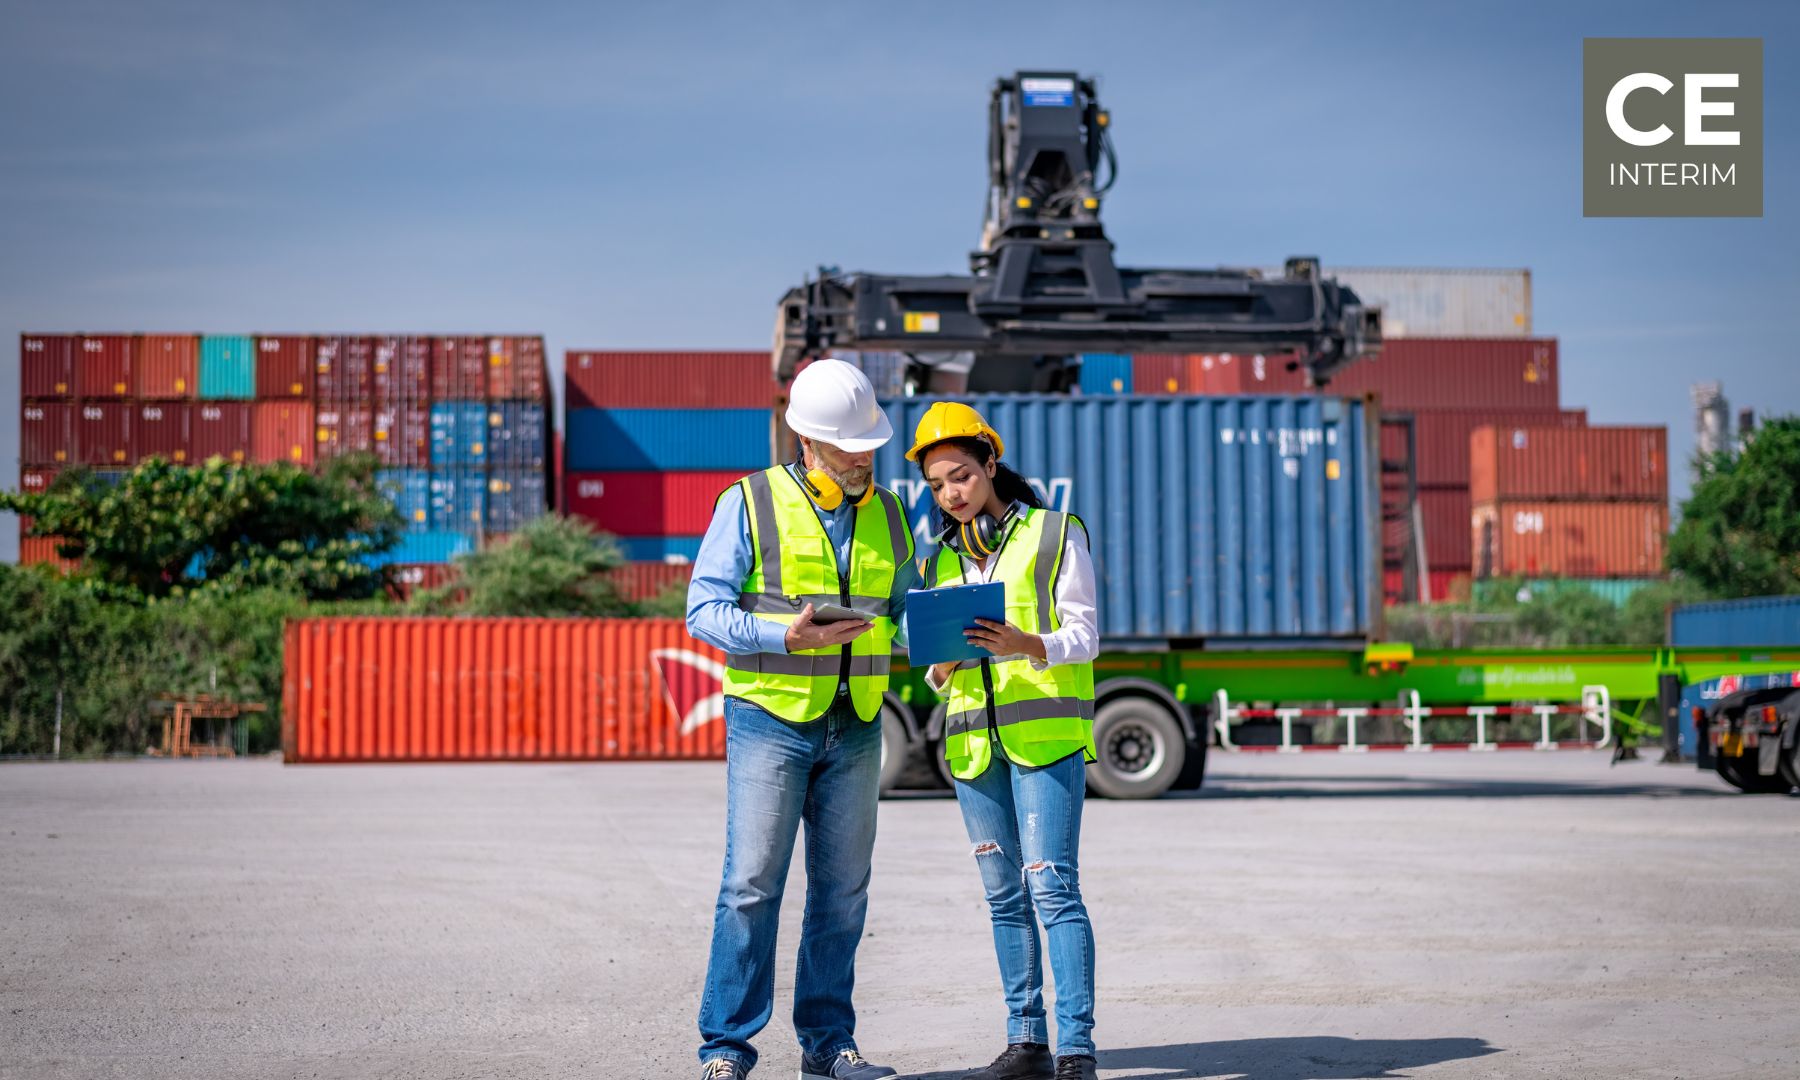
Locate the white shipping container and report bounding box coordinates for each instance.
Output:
[1258,266,1532,338]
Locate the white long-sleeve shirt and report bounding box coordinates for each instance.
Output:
[923,514,1099,693]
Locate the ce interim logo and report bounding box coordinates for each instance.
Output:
[1583,38,1763,217]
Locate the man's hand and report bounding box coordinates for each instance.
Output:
[784,603,871,652]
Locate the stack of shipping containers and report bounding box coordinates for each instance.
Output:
[16,333,550,582]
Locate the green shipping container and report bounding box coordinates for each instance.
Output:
[1523,578,1662,606]
[199,335,255,399]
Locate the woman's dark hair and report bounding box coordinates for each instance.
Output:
[918,435,1042,538]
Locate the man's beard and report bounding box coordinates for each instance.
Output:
[821,461,871,499]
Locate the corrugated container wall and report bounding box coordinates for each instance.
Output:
[374,405,430,467]
[1469,425,1667,503]
[430,401,489,466]
[377,469,432,529]
[21,403,73,465]
[565,350,774,410]
[77,335,134,398]
[1400,409,1587,488]
[75,402,131,466]
[1328,338,1559,413]
[135,334,198,399]
[874,395,1379,642]
[283,618,729,762]
[21,335,76,398]
[566,408,771,472]
[428,468,486,531]
[1194,352,1311,395]
[191,402,252,463]
[313,405,373,459]
[199,336,256,399]
[487,336,548,401]
[1417,486,1474,572]
[606,562,695,603]
[373,336,431,404]
[133,402,190,463]
[1263,267,1532,338]
[19,467,59,495]
[1077,354,1133,396]
[487,403,546,468]
[1472,500,1667,579]
[485,469,547,533]
[384,563,460,603]
[252,401,315,466]
[616,536,704,562]
[255,335,314,398]
[431,337,487,401]
[565,471,741,536]
[362,531,474,567]
[1672,597,1800,647]
[315,336,372,402]
[1131,353,1191,395]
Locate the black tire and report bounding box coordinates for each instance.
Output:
[877,703,911,795]
[1780,737,1800,791]
[932,737,958,789]
[1169,731,1209,791]
[1086,696,1186,800]
[1715,752,1791,794]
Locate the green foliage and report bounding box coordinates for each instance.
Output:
[0,455,401,602]
[411,515,638,617]
[1668,416,1800,597]
[1386,575,1717,649]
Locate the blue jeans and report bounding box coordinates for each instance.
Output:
[954,753,1096,1058]
[697,694,882,1070]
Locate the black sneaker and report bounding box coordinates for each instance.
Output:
[1053,1055,1097,1080]
[701,1058,749,1079]
[962,1042,1053,1080]
[799,1047,898,1080]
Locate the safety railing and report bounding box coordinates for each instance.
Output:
[1213,685,1614,753]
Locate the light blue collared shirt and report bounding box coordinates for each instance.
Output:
[685,464,917,656]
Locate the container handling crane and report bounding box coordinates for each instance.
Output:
[773,71,1383,392]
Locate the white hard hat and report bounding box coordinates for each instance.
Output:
[785,358,893,452]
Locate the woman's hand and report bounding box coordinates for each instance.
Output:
[929,661,959,686]
[964,618,1045,661]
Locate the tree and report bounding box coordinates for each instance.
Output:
[0,454,401,602]
[411,515,639,617]
[1668,416,1800,596]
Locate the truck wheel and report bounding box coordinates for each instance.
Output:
[932,738,958,789]
[1169,731,1209,791]
[1087,697,1186,800]
[878,702,911,795]
[1715,753,1791,794]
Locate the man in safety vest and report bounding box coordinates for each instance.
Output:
[686,358,918,1080]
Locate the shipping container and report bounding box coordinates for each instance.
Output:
[429,401,489,466]
[283,618,729,762]
[428,468,486,532]
[1390,408,1588,488]
[373,336,431,404]
[73,402,131,466]
[564,471,741,536]
[839,350,908,399]
[1469,424,1667,504]
[313,405,373,459]
[874,394,1379,642]
[1517,578,1662,606]
[486,336,548,401]
[18,466,59,496]
[1193,352,1312,395]
[384,562,460,602]
[565,350,774,410]
[1261,267,1532,338]
[254,335,314,398]
[133,402,190,464]
[486,402,547,468]
[1414,485,1475,572]
[362,530,475,567]
[1472,499,1667,579]
[485,469,548,533]
[1131,353,1190,395]
[373,404,431,467]
[566,407,771,471]
[20,403,74,465]
[376,468,432,529]
[252,401,315,466]
[76,335,134,399]
[191,402,253,464]
[606,561,695,604]
[1329,338,1559,413]
[21,334,77,399]
[431,336,487,401]
[1077,354,1133,396]
[615,535,704,562]
[135,334,198,399]
[19,536,79,574]
[1672,596,1800,647]
[1382,568,1472,605]
[314,336,373,402]
[199,336,256,399]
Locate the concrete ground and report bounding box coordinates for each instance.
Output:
[2,749,1797,1080]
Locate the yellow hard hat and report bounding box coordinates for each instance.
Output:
[905,401,1006,462]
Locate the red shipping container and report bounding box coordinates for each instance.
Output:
[19,466,60,496]
[136,334,198,399]
[314,336,373,402]
[19,536,79,575]
[314,405,373,459]
[605,562,695,604]
[564,471,743,536]
[1416,485,1475,572]
[432,336,487,400]
[21,403,74,465]
[488,336,548,401]
[384,563,462,603]
[282,618,728,762]
[1473,500,1668,579]
[21,334,77,398]
[75,402,132,466]
[192,402,252,464]
[1381,568,1472,606]
[374,336,432,404]
[133,402,191,464]
[255,335,314,399]
[1382,408,1588,487]
[253,401,315,466]
[1194,351,1312,394]
[1132,353,1192,395]
[373,405,430,467]
[1329,338,1560,413]
[565,350,774,410]
[76,335,134,399]
[1470,425,1667,504]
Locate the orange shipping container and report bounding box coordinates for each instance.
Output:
[252,401,315,466]
[1472,500,1668,579]
[282,618,731,763]
[1470,424,1667,504]
[19,535,79,574]
[136,334,198,398]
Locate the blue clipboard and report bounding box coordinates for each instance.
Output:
[904,581,1006,667]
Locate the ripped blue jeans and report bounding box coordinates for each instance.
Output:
[954,752,1096,1058]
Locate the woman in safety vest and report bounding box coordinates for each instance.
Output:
[909,402,1101,1080]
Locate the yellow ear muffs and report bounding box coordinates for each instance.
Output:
[802,469,873,511]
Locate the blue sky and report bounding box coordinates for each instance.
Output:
[3,0,1795,563]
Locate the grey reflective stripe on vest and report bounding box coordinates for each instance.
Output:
[743,470,782,597]
[945,695,1092,739]
[874,488,911,566]
[1033,510,1065,633]
[737,592,891,617]
[725,652,892,677]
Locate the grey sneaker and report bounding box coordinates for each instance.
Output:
[799,1047,898,1080]
[702,1058,749,1079]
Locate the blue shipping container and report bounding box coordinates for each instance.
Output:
[199,336,255,399]
[1672,596,1800,647]
[873,394,1378,643]
[1078,354,1133,396]
[430,401,489,466]
[486,469,548,533]
[487,402,547,468]
[614,535,703,562]
[362,530,476,568]
[376,468,432,531]
[429,468,486,532]
[566,408,770,471]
